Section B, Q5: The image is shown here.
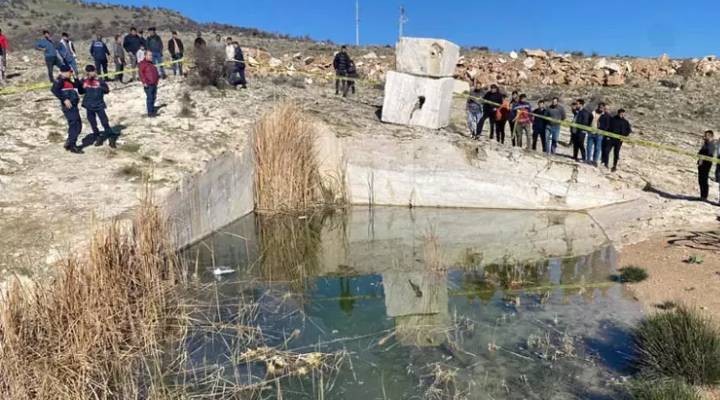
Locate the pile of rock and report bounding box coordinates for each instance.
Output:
[455,49,691,88]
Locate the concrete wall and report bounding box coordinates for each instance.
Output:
[164,145,255,249]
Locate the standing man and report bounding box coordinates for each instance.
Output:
[89,34,110,78]
[168,31,184,77]
[508,91,519,135]
[532,100,548,152]
[146,28,166,79]
[466,83,483,139]
[112,34,126,83]
[698,130,715,201]
[478,84,502,139]
[232,41,247,89]
[212,33,224,50]
[194,32,206,50]
[78,65,115,148]
[224,37,236,82]
[0,28,8,83]
[58,32,78,74]
[603,109,632,172]
[51,65,83,153]
[511,93,533,149]
[333,45,351,97]
[572,99,592,162]
[545,97,566,154]
[123,27,143,81]
[589,103,611,166]
[36,30,62,82]
[139,50,160,117]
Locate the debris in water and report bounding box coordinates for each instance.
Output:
[212,266,235,276]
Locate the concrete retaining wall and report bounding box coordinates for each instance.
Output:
[164,144,255,249]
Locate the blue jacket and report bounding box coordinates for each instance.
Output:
[36,38,58,58]
[57,40,75,62]
[51,77,80,108]
[90,40,110,61]
[78,78,110,110]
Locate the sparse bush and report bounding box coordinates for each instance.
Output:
[633,306,720,385]
[628,378,700,400]
[614,266,649,283]
[187,46,229,89]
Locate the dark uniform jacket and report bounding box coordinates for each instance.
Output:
[51,77,80,108]
[78,78,110,110]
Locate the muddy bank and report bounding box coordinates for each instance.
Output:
[619,230,720,322]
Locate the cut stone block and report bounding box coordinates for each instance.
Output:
[381,71,454,130]
[396,37,460,78]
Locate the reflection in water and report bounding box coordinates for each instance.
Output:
[338,277,355,315]
[184,207,642,400]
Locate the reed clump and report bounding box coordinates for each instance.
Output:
[253,102,341,213]
[0,197,184,400]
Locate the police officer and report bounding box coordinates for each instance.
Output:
[51,65,83,154]
[89,34,111,78]
[79,65,116,148]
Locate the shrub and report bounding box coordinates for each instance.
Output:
[633,306,720,385]
[615,266,649,283]
[187,46,229,89]
[629,378,700,400]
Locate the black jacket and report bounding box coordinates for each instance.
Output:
[575,108,593,133]
[699,141,715,170]
[122,33,143,55]
[333,51,351,74]
[234,46,245,67]
[532,108,548,133]
[609,115,632,136]
[597,113,612,131]
[482,91,503,114]
[168,37,184,57]
[78,78,109,110]
[146,34,163,54]
[51,77,80,108]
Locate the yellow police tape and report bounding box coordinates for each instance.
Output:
[0,57,186,95]
[2,54,718,165]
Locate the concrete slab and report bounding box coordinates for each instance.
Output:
[381,71,454,130]
[396,37,460,78]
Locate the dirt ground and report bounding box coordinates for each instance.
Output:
[619,229,720,322]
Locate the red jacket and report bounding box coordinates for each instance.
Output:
[138,59,159,86]
[0,34,8,52]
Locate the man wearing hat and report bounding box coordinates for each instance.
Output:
[50,65,83,153]
[78,65,116,148]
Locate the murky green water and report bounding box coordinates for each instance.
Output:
[183,207,642,399]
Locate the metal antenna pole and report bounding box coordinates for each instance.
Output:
[399,5,408,39]
[355,0,360,46]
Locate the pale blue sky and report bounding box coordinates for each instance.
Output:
[106,0,718,57]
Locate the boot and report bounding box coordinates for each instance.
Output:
[94,136,103,146]
[108,137,117,149]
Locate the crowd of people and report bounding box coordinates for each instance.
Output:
[466,84,632,172]
[2,26,718,202]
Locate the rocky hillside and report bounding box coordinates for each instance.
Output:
[0,0,304,49]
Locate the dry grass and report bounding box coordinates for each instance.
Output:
[0,193,184,399]
[253,102,341,214]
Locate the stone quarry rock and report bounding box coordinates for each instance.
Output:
[381,71,454,130]
[605,74,625,86]
[268,57,283,68]
[509,51,518,59]
[344,135,637,210]
[395,37,460,78]
[363,51,378,59]
[523,57,536,69]
[303,56,314,65]
[453,79,470,94]
[523,49,548,59]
